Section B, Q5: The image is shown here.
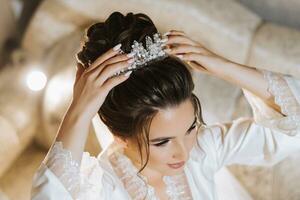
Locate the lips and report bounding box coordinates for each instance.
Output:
[167,161,185,169]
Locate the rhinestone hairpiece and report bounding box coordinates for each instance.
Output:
[112,32,168,77]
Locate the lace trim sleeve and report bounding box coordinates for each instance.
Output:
[43,141,110,199]
[262,69,300,135]
[43,141,81,197]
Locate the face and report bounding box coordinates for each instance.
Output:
[124,99,200,177]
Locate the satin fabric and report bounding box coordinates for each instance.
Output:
[31,71,300,200]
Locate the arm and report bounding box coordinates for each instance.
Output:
[162,30,300,167]
[31,46,132,199]
[31,140,106,200]
[31,101,102,200]
[32,104,92,198]
[164,29,287,113]
[212,61,282,114]
[195,70,300,171]
[53,102,91,164]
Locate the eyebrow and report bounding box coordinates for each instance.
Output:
[150,116,197,143]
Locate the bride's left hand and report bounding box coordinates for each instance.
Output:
[164,30,231,77]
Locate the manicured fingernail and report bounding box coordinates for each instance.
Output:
[127,58,135,63]
[113,43,122,51]
[126,52,135,58]
[124,71,132,77]
[163,32,171,36]
[176,55,183,58]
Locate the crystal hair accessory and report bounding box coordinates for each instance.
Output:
[111,32,168,78]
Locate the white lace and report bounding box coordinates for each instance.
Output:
[109,150,158,200]
[109,150,193,200]
[163,174,193,200]
[44,141,105,200]
[262,70,300,135]
[45,141,193,200]
[44,141,81,197]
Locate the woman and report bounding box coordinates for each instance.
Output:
[30,12,300,200]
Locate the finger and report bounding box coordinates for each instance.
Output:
[188,61,207,71]
[95,58,134,86]
[101,71,132,93]
[165,35,197,46]
[178,52,206,61]
[85,43,123,73]
[164,30,186,36]
[85,53,134,77]
[75,63,85,83]
[102,53,134,68]
[166,44,207,55]
[188,61,210,75]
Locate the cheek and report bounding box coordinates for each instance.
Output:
[148,146,172,164]
[146,134,198,166]
[186,133,198,151]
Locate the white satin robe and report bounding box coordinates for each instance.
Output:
[30,69,300,200]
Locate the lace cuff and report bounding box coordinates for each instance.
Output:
[262,70,300,134]
[43,141,107,199]
[242,70,300,136]
[262,70,300,114]
[43,141,81,197]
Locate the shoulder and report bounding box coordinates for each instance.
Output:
[190,125,221,163]
[197,118,254,142]
[195,123,223,150]
[192,117,253,157]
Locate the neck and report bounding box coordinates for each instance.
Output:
[123,147,164,184]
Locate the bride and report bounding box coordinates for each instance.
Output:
[30,11,300,200]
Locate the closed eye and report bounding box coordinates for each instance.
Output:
[153,140,169,147]
[151,116,199,147]
[153,125,198,147]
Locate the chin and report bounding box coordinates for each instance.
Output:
[162,167,185,176]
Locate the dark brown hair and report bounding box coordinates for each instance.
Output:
[77,11,206,174]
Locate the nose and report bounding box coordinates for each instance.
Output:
[172,141,188,161]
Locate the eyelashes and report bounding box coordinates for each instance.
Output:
[152,125,197,147]
[153,140,169,147]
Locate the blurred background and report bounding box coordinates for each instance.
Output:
[0,0,299,199]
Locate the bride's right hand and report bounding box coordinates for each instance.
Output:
[71,44,134,120]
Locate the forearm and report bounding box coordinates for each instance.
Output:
[216,61,282,113]
[55,102,91,165]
